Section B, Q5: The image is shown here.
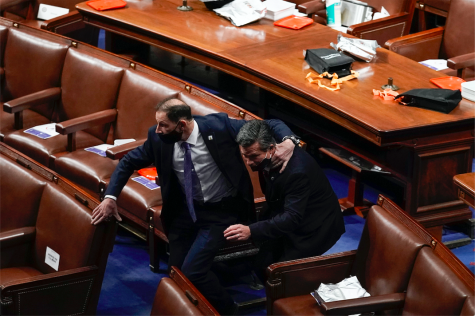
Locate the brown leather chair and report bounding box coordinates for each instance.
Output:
[0,142,116,316]
[266,195,432,315]
[386,0,474,80]
[4,41,127,168]
[415,0,451,30]
[150,266,219,316]
[298,0,417,46]
[0,0,97,43]
[0,19,69,141]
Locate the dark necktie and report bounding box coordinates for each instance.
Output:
[181,142,202,222]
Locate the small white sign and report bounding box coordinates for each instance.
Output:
[37,4,69,21]
[45,246,60,271]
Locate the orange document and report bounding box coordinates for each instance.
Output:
[274,16,313,30]
[430,76,466,90]
[138,167,158,181]
[86,0,127,11]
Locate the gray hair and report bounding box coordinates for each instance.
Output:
[236,120,276,151]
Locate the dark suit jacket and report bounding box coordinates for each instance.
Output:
[105,113,293,233]
[249,147,345,260]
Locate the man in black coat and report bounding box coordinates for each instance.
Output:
[224,120,345,277]
[91,98,297,314]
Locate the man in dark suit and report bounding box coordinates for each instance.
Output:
[91,98,296,314]
[224,120,345,278]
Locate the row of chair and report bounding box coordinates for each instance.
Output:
[0,17,268,273]
[0,142,116,315]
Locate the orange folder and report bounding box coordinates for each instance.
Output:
[86,0,127,11]
[274,16,313,30]
[430,76,466,91]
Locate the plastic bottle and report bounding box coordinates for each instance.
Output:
[326,0,341,28]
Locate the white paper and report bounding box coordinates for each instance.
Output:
[85,139,135,157]
[45,246,60,271]
[214,0,267,27]
[24,123,59,139]
[293,9,307,17]
[419,59,448,71]
[373,6,389,20]
[37,4,69,21]
[314,276,370,302]
[114,138,135,146]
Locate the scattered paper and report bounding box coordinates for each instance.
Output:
[85,139,135,157]
[24,123,59,139]
[45,246,60,271]
[373,6,389,20]
[132,176,160,190]
[214,0,267,27]
[37,4,69,20]
[314,276,370,302]
[419,59,448,71]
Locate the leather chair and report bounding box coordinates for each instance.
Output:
[0,0,98,43]
[266,195,432,315]
[298,0,417,46]
[0,20,69,141]
[0,142,116,315]
[150,266,219,316]
[386,0,474,80]
[415,0,451,30]
[4,42,127,168]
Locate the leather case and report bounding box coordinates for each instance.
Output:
[395,88,462,113]
[305,48,354,78]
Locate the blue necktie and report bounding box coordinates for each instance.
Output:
[181,142,202,222]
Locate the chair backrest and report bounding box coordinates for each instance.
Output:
[0,154,46,232]
[351,204,428,296]
[33,184,105,273]
[0,24,9,68]
[441,0,475,59]
[402,247,473,315]
[461,297,475,316]
[56,47,124,142]
[3,26,69,118]
[366,0,412,14]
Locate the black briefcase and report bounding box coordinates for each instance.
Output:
[305,48,354,78]
[394,88,462,114]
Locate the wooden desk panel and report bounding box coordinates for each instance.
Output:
[454,173,475,209]
[76,0,474,230]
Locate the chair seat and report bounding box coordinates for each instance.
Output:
[274,295,324,316]
[4,130,103,168]
[0,109,50,140]
[105,172,163,222]
[440,67,475,82]
[0,266,43,285]
[55,149,119,194]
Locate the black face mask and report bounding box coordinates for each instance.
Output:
[250,151,273,172]
[158,122,183,144]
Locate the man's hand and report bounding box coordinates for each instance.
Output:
[91,198,122,225]
[272,139,295,173]
[224,224,251,241]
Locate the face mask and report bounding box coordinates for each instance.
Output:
[250,150,273,172]
[158,122,183,144]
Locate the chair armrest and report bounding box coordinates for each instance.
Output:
[105,139,146,160]
[0,227,35,249]
[55,109,117,135]
[3,87,61,114]
[297,0,325,15]
[318,293,406,315]
[348,13,412,46]
[40,10,82,31]
[0,0,30,11]
[385,27,444,60]
[447,52,475,70]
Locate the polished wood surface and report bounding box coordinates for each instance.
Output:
[77,0,475,146]
[454,173,475,208]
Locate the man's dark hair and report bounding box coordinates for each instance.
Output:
[236,120,276,151]
[155,97,193,123]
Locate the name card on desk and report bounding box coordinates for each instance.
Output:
[37,4,69,21]
[45,246,60,271]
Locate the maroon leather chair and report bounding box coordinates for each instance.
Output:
[298,0,417,46]
[267,195,432,315]
[4,43,127,168]
[0,20,69,141]
[0,142,116,316]
[150,266,219,316]
[386,0,474,80]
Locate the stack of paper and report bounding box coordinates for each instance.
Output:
[419,59,448,71]
[264,0,295,21]
[24,123,59,139]
[461,80,475,102]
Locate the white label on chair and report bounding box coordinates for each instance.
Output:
[37,4,69,21]
[45,247,60,271]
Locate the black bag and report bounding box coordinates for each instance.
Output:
[394,89,462,114]
[305,48,354,78]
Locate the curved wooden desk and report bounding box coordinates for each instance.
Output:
[76,0,474,235]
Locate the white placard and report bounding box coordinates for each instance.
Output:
[45,246,60,271]
[37,4,69,21]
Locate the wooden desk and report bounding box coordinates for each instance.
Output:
[77,0,474,232]
[454,173,475,209]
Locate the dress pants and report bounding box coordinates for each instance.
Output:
[167,195,243,314]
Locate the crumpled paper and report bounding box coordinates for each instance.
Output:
[314,276,370,303]
[214,0,266,27]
